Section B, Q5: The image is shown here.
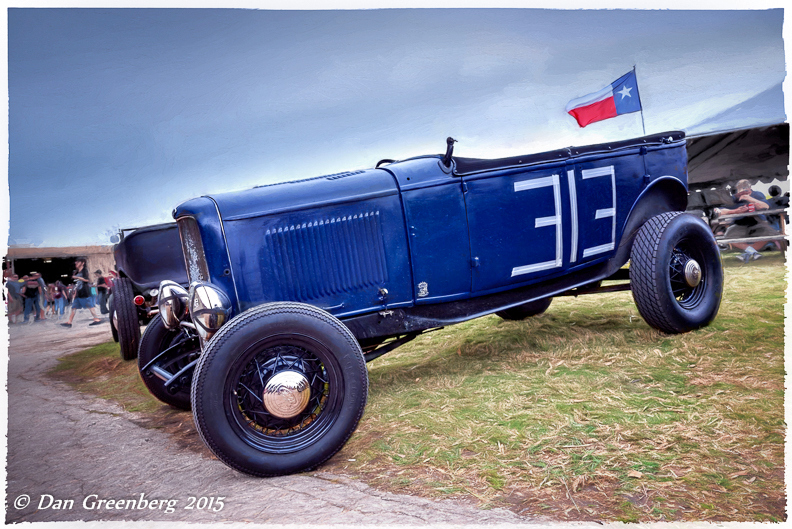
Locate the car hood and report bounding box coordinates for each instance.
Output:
[174,168,399,222]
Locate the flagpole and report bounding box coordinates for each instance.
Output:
[634,64,646,136]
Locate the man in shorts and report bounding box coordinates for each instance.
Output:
[61,257,104,328]
[714,179,783,262]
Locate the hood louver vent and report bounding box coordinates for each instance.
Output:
[264,211,388,302]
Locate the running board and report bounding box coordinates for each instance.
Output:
[557,283,631,296]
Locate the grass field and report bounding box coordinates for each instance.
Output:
[50,251,786,522]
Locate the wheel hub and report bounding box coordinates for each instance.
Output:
[262,370,311,419]
[684,259,702,287]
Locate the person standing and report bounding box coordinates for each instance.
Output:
[20,273,42,323]
[52,280,67,319]
[61,258,103,328]
[35,272,48,320]
[44,284,55,317]
[105,270,118,317]
[5,274,24,323]
[95,269,109,314]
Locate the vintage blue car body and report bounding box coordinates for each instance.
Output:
[146,130,726,478]
[172,131,688,341]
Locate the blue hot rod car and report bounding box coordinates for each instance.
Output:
[141,132,722,476]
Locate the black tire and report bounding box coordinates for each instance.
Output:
[115,277,141,361]
[138,315,200,410]
[630,212,723,334]
[191,302,368,477]
[496,297,552,321]
[108,294,119,342]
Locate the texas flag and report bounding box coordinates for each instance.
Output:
[566,70,642,128]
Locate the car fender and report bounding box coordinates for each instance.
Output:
[606,176,688,276]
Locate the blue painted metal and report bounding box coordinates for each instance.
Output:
[171,131,687,334]
[175,169,412,317]
[382,157,472,304]
[462,161,569,293]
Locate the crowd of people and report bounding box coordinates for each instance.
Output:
[5,257,118,326]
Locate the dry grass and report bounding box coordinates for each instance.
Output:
[324,252,786,522]
[50,252,786,522]
[49,341,160,413]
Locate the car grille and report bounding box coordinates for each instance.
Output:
[177,216,210,284]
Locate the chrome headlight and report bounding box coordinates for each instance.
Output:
[158,280,189,329]
[189,281,232,342]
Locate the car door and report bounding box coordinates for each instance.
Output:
[462,162,571,294]
[568,149,647,268]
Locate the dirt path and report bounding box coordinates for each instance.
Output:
[5,313,539,525]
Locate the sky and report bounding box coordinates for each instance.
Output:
[5,7,787,248]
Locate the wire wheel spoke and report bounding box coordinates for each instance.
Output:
[235,345,329,438]
[668,242,705,308]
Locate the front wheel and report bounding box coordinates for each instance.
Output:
[138,315,200,410]
[191,302,368,477]
[630,212,723,334]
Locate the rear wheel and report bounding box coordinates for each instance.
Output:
[138,315,200,410]
[496,297,552,321]
[191,302,368,476]
[630,212,723,333]
[115,277,141,360]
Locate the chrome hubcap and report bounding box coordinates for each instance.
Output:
[262,371,311,419]
[684,259,702,287]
